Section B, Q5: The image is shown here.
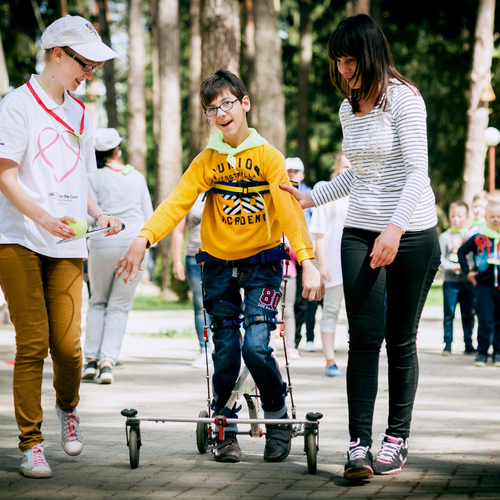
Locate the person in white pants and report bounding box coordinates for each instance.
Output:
[310,154,350,376]
[83,128,153,384]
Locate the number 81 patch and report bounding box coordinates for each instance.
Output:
[258,288,281,311]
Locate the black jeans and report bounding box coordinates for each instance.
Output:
[341,226,440,447]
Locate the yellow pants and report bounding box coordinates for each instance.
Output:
[0,244,83,451]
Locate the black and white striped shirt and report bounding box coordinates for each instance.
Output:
[310,81,437,233]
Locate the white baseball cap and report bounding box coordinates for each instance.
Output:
[285,157,305,171]
[41,15,118,62]
[95,128,123,151]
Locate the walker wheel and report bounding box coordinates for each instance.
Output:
[129,426,140,469]
[196,410,209,453]
[305,432,317,474]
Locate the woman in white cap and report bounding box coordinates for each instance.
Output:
[0,16,120,478]
[83,128,153,384]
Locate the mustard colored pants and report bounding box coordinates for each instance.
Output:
[0,244,83,451]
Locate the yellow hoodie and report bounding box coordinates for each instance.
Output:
[139,139,314,264]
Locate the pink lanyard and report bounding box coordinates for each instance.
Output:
[26,81,86,138]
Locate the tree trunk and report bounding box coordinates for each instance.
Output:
[298,0,312,178]
[156,0,183,298]
[462,0,496,207]
[151,0,161,207]
[199,0,240,149]
[127,0,147,175]
[243,0,257,126]
[252,0,286,154]
[189,0,202,162]
[346,0,370,16]
[57,0,68,17]
[96,0,118,128]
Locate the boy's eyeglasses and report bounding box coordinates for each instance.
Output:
[62,48,99,74]
[204,98,242,117]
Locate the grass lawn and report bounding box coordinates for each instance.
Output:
[132,293,193,311]
[133,281,445,311]
[425,282,443,307]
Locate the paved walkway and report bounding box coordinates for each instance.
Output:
[0,294,499,499]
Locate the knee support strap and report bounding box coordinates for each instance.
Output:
[243,315,279,331]
[209,318,242,332]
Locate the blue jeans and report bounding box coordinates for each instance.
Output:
[475,284,500,354]
[185,255,206,349]
[442,281,475,347]
[202,260,287,416]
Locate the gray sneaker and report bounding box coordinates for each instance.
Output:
[55,405,84,456]
[20,442,52,479]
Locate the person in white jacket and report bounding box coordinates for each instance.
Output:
[310,154,350,377]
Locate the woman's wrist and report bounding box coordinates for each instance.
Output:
[93,211,111,225]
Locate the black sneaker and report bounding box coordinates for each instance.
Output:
[474,353,488,367]
[493,352,500,367]
[464,345,477,355]
[344,439,373,480]
[82,361,98,380]
[97,366,114,384]
[213,432,241,463]
[373,434,408,475]
[441,344,451,356]
[264,414,292,462]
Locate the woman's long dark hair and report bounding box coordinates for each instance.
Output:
[95,148,116,169]
[328,14,416,113]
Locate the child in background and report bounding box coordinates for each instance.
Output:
[458,201,500,367]
[438,201,475,355]
[470,191,487,231]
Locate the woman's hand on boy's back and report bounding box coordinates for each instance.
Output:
[279,184,314,209]
[301,259,325,301]
[116,237,148,284]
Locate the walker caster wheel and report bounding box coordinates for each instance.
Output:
[196,410,209,453]
[128,425,141,469]
[305,431,317,474]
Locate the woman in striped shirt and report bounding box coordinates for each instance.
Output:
[281,14,440,480]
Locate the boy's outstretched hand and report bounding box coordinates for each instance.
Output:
[279,184,314,209]
[116,237,148,284]
[301,259,325,301]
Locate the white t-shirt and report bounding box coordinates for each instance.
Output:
[87,166,153,249]
[309,196,349,288]
[0,75,96,258]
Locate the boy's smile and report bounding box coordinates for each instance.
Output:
[207,93,251,148]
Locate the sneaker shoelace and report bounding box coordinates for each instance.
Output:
[346,438,370,460]
[64,412,80,442]
[376,434,403,463]
[30,444,47,467]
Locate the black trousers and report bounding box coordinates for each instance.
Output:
[341,226,440,447]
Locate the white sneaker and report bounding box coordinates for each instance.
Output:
[192,352,213,369]
[287,348,301,360]
[305,341,315,352]
[20,442,52,478]
[55,405,84,456]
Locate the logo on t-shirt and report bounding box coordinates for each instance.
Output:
[33,127,82,184]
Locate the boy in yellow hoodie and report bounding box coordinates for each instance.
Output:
[117,69,324,463]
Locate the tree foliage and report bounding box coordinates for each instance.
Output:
[1,0,500,215]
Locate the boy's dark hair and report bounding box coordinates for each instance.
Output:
[449,201,469,215]
[199,69,248,110]
[327,14,415,113]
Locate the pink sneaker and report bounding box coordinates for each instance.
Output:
[20,442,52,478]
[55,405,84,456]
